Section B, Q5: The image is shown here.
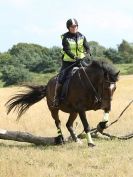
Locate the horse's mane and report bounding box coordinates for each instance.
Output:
[89,59,119,82]
[90,59,117,75]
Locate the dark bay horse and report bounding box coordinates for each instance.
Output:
[6,59,119,147]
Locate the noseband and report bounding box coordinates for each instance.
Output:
[102,79,116,101]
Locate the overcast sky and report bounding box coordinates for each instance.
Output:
[0,0,133,52]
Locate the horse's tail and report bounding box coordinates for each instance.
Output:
[5,85,47,120]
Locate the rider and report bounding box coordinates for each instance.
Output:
[53,18,91,108]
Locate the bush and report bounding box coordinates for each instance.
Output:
[1,65,32,86]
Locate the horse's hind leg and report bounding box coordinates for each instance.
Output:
[50,109,64,144]
[66,112,81,143]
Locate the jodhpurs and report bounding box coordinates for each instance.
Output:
[57,60,88,84]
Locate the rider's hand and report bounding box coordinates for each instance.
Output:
[75,57,82,63]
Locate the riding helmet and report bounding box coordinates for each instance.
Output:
[66,18,78,29]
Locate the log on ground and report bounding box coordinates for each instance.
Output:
[0,129,56,145]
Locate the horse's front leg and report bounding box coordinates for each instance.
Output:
[79,111,95,147]
[66,112,82,144]
[97,110,110,133]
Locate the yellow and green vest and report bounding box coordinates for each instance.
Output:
[61,35,85,62]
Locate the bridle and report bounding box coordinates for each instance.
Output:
[102,79,116,101]
[79,63,116,103]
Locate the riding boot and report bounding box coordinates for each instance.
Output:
[53,83,62,108]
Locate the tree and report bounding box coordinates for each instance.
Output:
[118,40,133,53]
[1,65,32,86]
[49,46,62,67]
[30,55,57,73]
[8,43,61,72]
[104,48,124,63]
[0,52,12,71]
[88,41,106,59]
[118,40,133,63]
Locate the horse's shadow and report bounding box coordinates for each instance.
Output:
[0,141,55,150]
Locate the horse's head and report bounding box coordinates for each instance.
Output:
[101,61,120,111]
[89,59,120,112]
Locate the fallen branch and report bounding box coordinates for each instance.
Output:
[0,129,56,145]
[101,132,133,140]
[78,130,133,140]
[0,127,132,146]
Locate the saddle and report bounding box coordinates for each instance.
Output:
[60,66,79,101]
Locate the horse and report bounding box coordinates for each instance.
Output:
[6,59,119,147]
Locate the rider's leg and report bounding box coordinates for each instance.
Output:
[53,81,62,108]
[53,61,76,108]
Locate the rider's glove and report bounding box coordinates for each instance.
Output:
[75,57,82,64]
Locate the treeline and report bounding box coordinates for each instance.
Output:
[0,44,61,86]
[0,40,133,86]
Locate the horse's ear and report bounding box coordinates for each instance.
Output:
[115,70,120,77]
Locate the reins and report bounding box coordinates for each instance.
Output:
[79,62,101,103]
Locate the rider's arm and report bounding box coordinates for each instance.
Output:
[83,36,91,54]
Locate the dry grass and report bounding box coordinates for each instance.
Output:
[0,75,133,177]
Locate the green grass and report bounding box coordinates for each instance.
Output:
[0,72,5,87]
[115,63,133,75]
[0,80,4,87]
[30,72,57,85]
[0,72,57,88]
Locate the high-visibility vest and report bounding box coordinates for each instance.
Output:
[61,35,85,62]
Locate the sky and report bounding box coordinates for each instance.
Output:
[0,0,133,52]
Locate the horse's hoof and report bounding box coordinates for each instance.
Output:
[88,143,96,147]
[97,121,108,133]
[55,135,65,145]
[97,125,103,133]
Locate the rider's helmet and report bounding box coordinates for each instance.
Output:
[66,18,78,29]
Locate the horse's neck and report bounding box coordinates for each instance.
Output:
[83,66,104,86]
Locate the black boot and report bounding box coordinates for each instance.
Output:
[53,83,62,108]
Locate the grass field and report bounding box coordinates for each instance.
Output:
[0,75,133,177]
